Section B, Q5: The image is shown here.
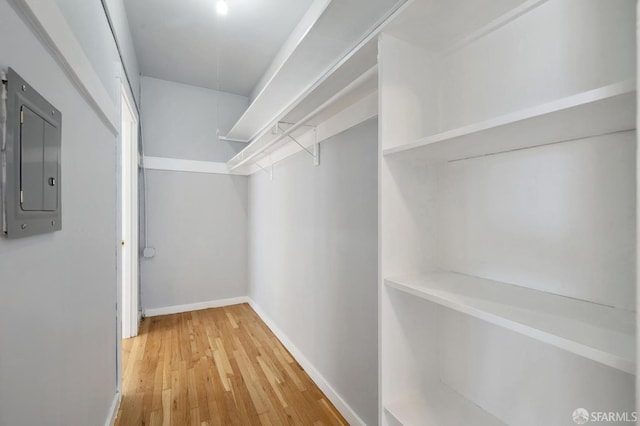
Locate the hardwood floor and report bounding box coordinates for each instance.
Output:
[115,303,348,426]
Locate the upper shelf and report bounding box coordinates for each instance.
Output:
[226,39,379,171]
[385,272,635,374]
[222,0,406,143]
[383,80,636,163]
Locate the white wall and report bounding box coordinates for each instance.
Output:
[139,75,250,313]
[54,0,122,103]
[440,131,636,310]
[439,0,636,132]
[248,119,379,425]
[103,0,141,102]
[55,0,141,104]
[0,1,118,424]
[141,76,248,162]
[141,170,248,312]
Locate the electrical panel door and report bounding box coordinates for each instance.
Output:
[2,68,62,238]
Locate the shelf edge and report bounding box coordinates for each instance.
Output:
[385,277,636,375]
[382,80,637,157]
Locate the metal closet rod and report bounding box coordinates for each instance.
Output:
[229,65,377,171]
[228,112,317,170]
[232,121,313,170]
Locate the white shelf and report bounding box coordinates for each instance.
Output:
[385,272,635,374]
[223,0,406,143]
[383,80,636,162]
[384,383,504,426]
[226,61,378,171]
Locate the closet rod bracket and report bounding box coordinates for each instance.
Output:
[287,134,320,167]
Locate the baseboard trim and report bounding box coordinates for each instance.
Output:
[143,296,250,317]
[248,298,366,426]
[105,391,121,426]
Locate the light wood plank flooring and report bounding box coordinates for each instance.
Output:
[115,303,348,426]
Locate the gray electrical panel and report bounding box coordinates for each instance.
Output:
[2,68,62,238]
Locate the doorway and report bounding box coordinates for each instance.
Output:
[120,86,139,339]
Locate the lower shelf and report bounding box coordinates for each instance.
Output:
[385,272,635,374]
[384,382,504,426]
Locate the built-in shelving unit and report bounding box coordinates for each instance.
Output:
[384,383,504,426]
[385,273,635,374]
[379,0,637,424]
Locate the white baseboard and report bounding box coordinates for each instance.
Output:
[105,391,121,426]
[143,296,250,317]
[247,298,366,426]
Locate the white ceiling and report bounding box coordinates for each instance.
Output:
[125,0,314,96]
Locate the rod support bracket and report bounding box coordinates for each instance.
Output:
[287,133,320,166]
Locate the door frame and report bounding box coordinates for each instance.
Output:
[119,84,139,340]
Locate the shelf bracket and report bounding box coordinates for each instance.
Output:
[287,133,320,167]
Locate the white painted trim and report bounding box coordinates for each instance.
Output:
[119,65,138,120]
[143,296,250,317]
[218,136,250,143]
[143,156,243,175]
[105,391,121,426]
[315,90,378,144]
[248,298,366,426]
[12,0,119,134]
[121,85,140,339]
